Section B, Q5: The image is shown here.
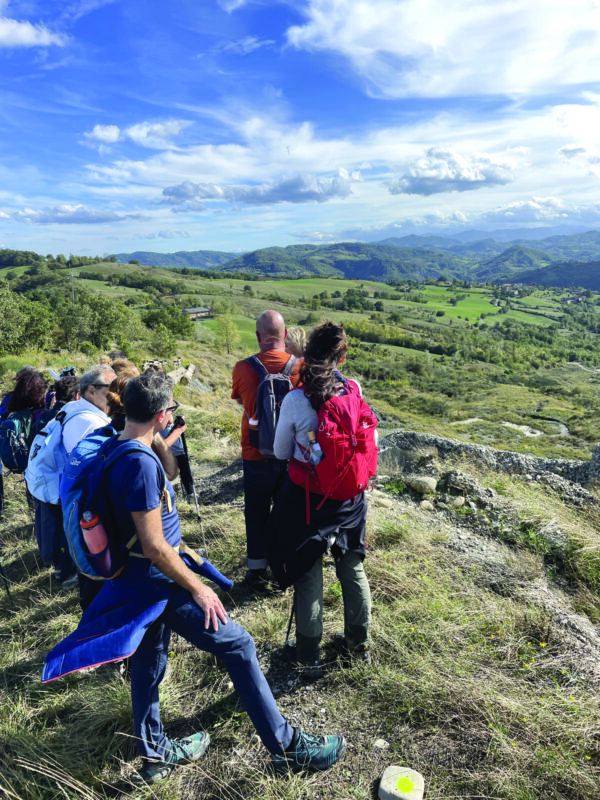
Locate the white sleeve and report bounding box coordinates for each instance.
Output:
[274,392,297,460]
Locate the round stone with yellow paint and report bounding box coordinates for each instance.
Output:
[378,766,425,800]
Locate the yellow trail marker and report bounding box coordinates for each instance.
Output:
[379,766,425,800]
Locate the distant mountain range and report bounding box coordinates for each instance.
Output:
[112,229,600,288]
[112,249,237,269]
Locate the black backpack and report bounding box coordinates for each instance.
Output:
[0,408,34,473]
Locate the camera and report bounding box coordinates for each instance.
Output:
[173,415,185,429]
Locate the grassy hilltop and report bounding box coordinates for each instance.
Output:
[1,251,600,798]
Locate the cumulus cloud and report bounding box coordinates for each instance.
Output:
[84,124,121,144]
[479,197,568,224]
[6,204,144,224]
[162,173,352,208]
[475,197,600,227]
[388,148,515,196]
[83,119,191,150]
[286,0,600,98]
[125,120,192,148]
[0,16,67,48]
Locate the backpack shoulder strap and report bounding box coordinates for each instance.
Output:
[282,355,297,377]
[245,355,269,378]
[103,438,164,479]
[62,402,102,425]
[99,440,168,552]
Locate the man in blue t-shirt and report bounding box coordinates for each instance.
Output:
[104,373,347,784]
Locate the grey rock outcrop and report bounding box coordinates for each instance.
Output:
[379,430,593,486]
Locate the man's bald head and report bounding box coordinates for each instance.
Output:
[256,310,286,352]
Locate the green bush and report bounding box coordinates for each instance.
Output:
[0,356,28,378]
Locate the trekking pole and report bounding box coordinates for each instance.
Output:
[179,430,208,557]
[284,594,295,647]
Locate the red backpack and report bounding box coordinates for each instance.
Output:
[289,378,378,513]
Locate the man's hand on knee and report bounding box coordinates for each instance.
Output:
[192,585,228,631]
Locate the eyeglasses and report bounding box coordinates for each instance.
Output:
[165,401,180,414]
[92,383,110,389]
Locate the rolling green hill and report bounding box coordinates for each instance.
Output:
[192,242,473,281]
[474,245,553,281]
[516,259,600,289]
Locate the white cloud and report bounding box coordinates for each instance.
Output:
[479,197,568,224]
[216,36,276,55]
[336,210,471,242]
[124,120,192,148]
[217,0,250,11]
[388,147,515,195]
[142,230,191,240]
[60,0,119,24]
[6,204,144,224]
[83,119,192,150]
[476,197,600,227]
[162,173,352,208]
[0,16,67,48]
[559,144,600,178]
[287,0,600,97]
[84,124,121,144]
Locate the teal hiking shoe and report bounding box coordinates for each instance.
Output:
[136,731,210,784]
[273,728,347,773]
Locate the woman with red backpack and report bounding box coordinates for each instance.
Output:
[267,321,377,679]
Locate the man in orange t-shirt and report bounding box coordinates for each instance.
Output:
[231,310,301,591]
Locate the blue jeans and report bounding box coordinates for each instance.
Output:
[242,459,288,569]
[131,579,293,759]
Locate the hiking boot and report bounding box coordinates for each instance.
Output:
[333,633,372,666]
[284,641,324,680]
[136,732,210,784]
[272,728,346,772]
[243,568,279,595]
[59,573,79,591]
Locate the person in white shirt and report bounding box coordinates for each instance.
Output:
[61,365,116,456]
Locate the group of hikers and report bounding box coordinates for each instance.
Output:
[0,311,379,784]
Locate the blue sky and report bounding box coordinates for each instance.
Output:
[2,0,600,256]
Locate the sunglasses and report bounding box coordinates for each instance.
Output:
[92,383,110,389]
[165,401,180,414]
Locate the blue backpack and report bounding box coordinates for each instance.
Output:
[60,428,164,582]
[60,427,234,591]
[246,354,297,457]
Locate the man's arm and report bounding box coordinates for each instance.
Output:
[151,433,179,481]
[231,362,246,407]
[131,507,228,630]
